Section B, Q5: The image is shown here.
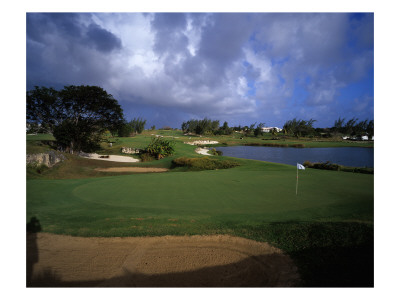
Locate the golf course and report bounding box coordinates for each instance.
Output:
[26,130,374,287]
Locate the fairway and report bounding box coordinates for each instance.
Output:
[26,135,374,286]
[27,162,373,236]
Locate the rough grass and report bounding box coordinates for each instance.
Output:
[172,157,240,170]
[303,161,374,174]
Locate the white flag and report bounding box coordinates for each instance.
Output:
[297,163,305,170]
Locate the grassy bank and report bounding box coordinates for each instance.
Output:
[26,132,374,286]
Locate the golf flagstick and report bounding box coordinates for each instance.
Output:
[296,163,305,195]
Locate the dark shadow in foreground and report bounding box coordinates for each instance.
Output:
[290,242,374,287]
[26,217,41,286]
[27,253,300,288]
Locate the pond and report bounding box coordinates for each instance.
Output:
[214,146,374,168]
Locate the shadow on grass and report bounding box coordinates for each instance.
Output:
[290,242,373,287]
[26,217,41,286]
[230,221,374,287]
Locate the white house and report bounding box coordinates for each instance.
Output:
[262,127,282,133]
[342,135,374,141]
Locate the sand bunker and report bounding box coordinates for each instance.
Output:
[79,153,140,162]
[27,233,299,287]
[95,167,168,173]
[195,147,212,156]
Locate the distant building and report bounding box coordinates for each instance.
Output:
[261,127,282,133]
[342,135,374,141]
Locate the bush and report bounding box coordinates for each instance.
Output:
[303,161,373,174]
[145,137,175,160]
[210,148,223,156]
[172,157,240,171]
[140,152,155,162]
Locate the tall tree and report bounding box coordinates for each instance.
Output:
[254,123,265,137]
[26,86,63,134]
[344,118,358,136]
[283,118,316,137]
[366,120,374,140]
[27,85,124,153]
[129,117,147,134]
[333,117,346,134]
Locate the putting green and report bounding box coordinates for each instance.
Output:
[27,164,374,236]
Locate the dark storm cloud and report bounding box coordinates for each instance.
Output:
[26,13,122,89]
[86,23,122,53]
[26,13,374,128]
[197,14,253,64]
[27,13,83,44]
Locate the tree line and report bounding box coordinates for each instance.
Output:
[181,117,374,140]
[282,117,374,139]
[181,118,271,137]
[27,85,374,155]
[117,117,147,137]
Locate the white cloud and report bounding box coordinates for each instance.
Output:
[26,13,374,127]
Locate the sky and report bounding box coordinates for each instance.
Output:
[5,2,399,297]
[26,12,374,129]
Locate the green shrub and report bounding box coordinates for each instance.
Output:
[303,161,373,174]
[303,161,314,168]
[210,148,223,156]
[312,161,341,171]
[145,137,175,160]
[172,157,240,171]
[140,152,155,162]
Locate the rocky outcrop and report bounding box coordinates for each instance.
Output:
[121,147,140,154]
[26,151,66,168]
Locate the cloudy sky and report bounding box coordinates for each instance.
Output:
[26,12,374,129]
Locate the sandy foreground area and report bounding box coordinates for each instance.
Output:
[27,233,299,287]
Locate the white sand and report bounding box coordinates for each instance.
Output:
[79,153,140,162]
[195,148,212,156]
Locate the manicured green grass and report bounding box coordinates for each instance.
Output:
[26,131,374,286]
[27,162,373,236]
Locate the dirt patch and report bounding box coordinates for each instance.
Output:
[27,233,299,287]
[94,167,168,173]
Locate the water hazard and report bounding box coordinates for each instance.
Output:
[215,146,374,168]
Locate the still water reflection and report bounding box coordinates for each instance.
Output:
[215,146,374,168]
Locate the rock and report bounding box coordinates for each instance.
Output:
[26,151,66,168]
[121,147,140,154]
